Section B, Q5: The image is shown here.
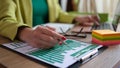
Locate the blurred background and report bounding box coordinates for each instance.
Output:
[59,0,120,22]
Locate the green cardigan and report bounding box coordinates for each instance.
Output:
[0,0,75,40]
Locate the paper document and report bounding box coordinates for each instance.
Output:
[2,39,102,68]
[43,23,74,33]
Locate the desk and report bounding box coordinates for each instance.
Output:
[0,23,120,68]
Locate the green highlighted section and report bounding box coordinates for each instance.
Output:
[28,40,98,64]
[71,45,98,57]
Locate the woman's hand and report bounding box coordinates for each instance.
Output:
[74,15,100,26]
[18,26,66,49]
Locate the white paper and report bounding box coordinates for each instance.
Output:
[34,23,74,33]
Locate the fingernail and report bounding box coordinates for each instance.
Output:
[59,42,62,45]
[61,37,66,40]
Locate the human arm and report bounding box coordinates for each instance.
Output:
[0,0,66,49]
[0,0,29,40]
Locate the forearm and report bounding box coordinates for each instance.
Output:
[58,12,76,23]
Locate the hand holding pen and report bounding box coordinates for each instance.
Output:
[18,25,67,49]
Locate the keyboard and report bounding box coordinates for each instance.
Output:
[92,23,114,30]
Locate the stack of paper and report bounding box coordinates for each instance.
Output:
[92,30,120,46]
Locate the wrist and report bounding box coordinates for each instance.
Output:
[72,16,82,25]
[72,17,77,24]
[16,26,33,42]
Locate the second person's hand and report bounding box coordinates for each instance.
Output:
[74,15,100,26]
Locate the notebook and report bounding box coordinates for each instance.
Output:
[2,39,102,68]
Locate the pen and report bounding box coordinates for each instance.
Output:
[58,40,67,45]
[62,40,67,45]
[75,49,98,63]
[80,27,83,33]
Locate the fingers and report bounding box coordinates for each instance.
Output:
[91,15,100,22]
[94,21,100,26]
[30,39,56,49]
[75,15,100,26]
[91,15,100,25]
[46,26,56,31]
[34,30,58,45]
[75,16,90,23]
[36,26,64,39]
[30,26,66,49]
